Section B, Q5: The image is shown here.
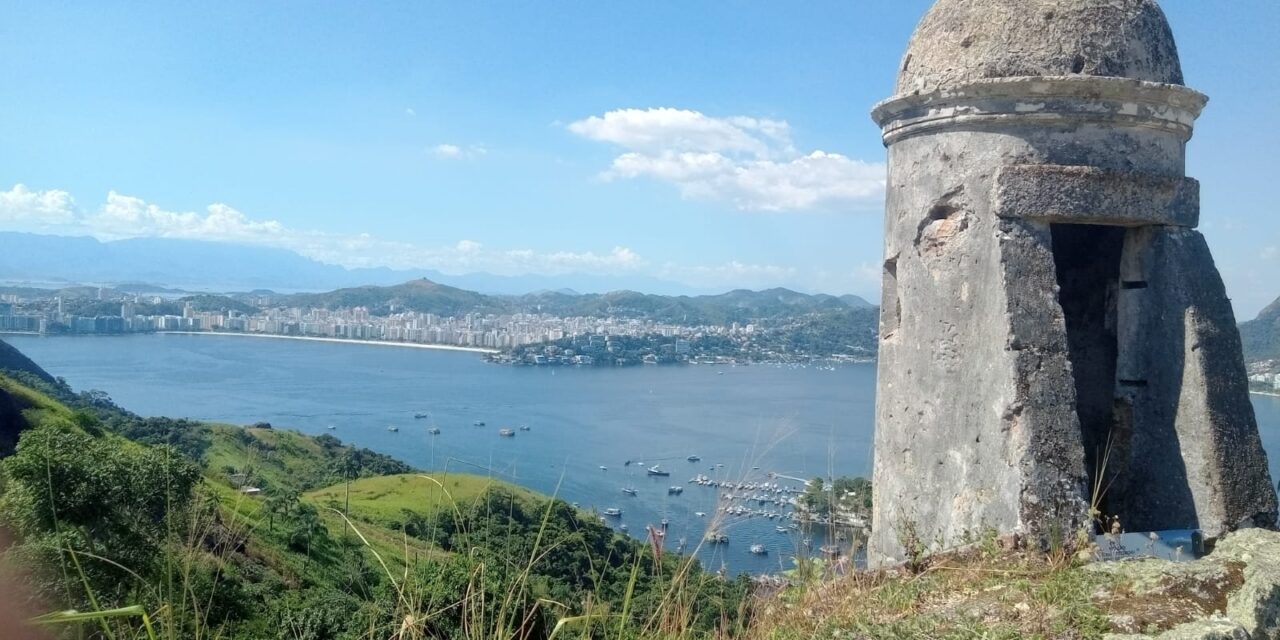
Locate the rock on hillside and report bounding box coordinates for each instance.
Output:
[1092,529,1280,639]
[0,388,23,457]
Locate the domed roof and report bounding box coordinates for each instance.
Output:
[896,0,1184,95]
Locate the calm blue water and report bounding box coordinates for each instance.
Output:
[3,333,876,575]
[7,333,1280,574]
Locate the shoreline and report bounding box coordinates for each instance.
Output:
[1251,390,1280,398]
[156,331,500,354]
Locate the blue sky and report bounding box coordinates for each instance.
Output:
[1,1,1277,315]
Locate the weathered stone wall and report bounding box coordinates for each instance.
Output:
[870,3,1276,563]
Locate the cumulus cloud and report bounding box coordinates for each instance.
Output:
[0,183,647,278]
[0,184,78,226]
[568,108,885,211]
[432,143,461,158]
[431,143,487,159]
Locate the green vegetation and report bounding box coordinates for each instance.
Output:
[270,279,874,327]
[506,307,878,367]
[0,363,750,639]
[799,476,872,520]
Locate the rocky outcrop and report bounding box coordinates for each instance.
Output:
[0,388,25,458]
[1096,529,1280,639]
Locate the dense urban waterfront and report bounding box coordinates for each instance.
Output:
[7,332,1280,575]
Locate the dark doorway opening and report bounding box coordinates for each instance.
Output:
[1050,224,1126,518]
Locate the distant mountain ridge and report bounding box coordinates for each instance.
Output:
[0,231,849,298]
[259,278,875,326]
[1240,296,1280,364]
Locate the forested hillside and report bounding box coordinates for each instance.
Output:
[0,351,749,639]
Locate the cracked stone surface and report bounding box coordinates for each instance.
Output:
[869,0,1275,565]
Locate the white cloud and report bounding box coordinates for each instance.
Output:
[0,183,650,278]
[0,184,78,226]
[405,108,416,117]
[432,143,461,158]
[1261,246,1277,261]
[568,108,885,211]
[430,143,487,159]
[659,260,799,290]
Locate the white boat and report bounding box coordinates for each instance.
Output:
[599,465,608,471]
[687,455,701,462]
[326,425,336,430]
[427,427,441,435]
[498,428,516,437]
[620,524,628,531]
[519,425,531,431]
[622,487,637,496]
[646,465,670,477]
[750,544,767,555]
[695,511,706,517]
[603,508,622,517]
[473,421,486,426]
[668,486,683,495]
[386,425,399,432]
[776,526,788,533]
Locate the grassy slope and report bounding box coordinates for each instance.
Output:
[305,473,541,525]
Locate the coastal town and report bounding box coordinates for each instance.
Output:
[0,286,876,365]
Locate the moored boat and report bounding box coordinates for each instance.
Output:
[750,544,767,555]
[622,487,637,496]
[498,428,515,437]
[646,465,670,477]
[603,508,622,517]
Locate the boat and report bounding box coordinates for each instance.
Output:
[622,487,637,496]
[687,455,701,462]
[694,511,706,517]
[427,427,441,435]
[414,413,429,419]
[667,486,683,495]
[646,465,670,477]
[660,517,669,528]
[326,425,336,430]
[473,421,486,427]
[776,526,789,533]
[820,544,841,557]
[620,524,628,531]
[519,425,531,431]
[704,531,729,544]
[599,465,608,471]
[603,508,622,517]
[498,428,516,437]
[386,426,399,432]
[750,544,767,555]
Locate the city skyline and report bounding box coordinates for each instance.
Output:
[2,2,1278,316]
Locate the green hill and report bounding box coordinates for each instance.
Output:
[0,360,748,639]
[1240,296,1280,364]
[262,278,875,327]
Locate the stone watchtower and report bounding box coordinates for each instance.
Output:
[869,0,1277,564]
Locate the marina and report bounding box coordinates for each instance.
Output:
[12,333,1280,574]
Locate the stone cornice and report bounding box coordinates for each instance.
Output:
[871,76,1208,146]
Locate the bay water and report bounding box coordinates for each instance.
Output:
[6,332,1280,575]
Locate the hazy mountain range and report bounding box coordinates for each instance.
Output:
[0,232,795,297]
